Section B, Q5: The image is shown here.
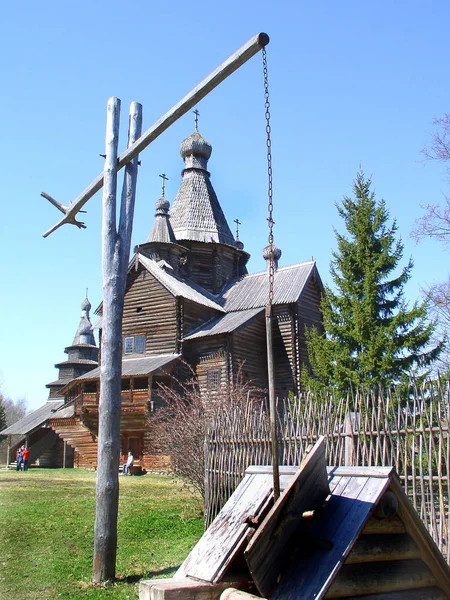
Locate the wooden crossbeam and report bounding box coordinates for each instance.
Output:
[42,32,269,238]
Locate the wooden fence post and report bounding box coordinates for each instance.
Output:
[344,411,359,466]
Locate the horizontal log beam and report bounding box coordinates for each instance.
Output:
[361,515,406,535]
[338,587,447,600]
[42,32,269,238]
[345,534,420,564]
[325,560,436,598]
[139,577,251,600]
[220,589,266,600]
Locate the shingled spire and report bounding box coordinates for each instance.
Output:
[46,297,98,399]
[169,128,235,246]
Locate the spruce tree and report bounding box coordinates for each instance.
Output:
[307,170,443,389]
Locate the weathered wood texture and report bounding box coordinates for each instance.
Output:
[231,315,267,390]
[272,305,295,396]
[189,339,230,389]
[204,382,450,564]
[93,99,142,583]
[344,534,420,564]
[220,589,266,600]
[361,514,406,535]
[50,416,98,467]
[296,276,323,389]
[139,577,251,600]
[245,438,330,597]
[332,588,448,600]
[175,472,274,583]
[271,472,392,600]
[182,299,221,337]
[122,266,177,353]
[324,560,438,598]
[182,242,247,294]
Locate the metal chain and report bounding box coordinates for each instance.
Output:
[262,46,275,307]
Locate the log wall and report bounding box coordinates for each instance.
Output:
[232,316,267,390]
[182,299,221,336]
[272,305,296,397]
[297,277,323,388]
[122,266,177,354]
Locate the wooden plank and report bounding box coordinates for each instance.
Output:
[391,477,450,596]
[330,587,448,600]
[327,466,395,478]
[175,472,273,583]
[220,589,266,600]
[244,437,330,597]
[271,472,391,600]
[42,33,269,238]
[245,466,299,475]
[139,577,251,600]
[361,514,406,535]
[344,534,420,564]
[325,559,437,598]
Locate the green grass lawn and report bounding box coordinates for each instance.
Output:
[0,468,204,600]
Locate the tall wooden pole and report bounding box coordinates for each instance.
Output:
[92,98,142,583]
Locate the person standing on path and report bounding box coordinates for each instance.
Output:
[22,447,30,471]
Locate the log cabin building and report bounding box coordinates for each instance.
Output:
[3,125,324,469]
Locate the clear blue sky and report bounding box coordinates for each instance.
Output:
[1,1,448,411]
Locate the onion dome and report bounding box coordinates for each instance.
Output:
[170,128,235,246]
[236,240,245,250]
[81,297,91,314]
[73,296,96,346]
[155,196,170,215]
[180,130,212,161]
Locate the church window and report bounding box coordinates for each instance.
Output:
[124,334,146,355]
[207,369,221,387]
[124,336,134,354]
[135,334,146,353]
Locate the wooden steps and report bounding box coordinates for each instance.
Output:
[49,417,98,468]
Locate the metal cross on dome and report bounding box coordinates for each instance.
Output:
[159,173,168,196]
[234,218,241,241]
[193,109,200,131]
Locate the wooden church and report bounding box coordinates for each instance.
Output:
[5,124,324,469]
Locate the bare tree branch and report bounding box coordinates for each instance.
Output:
[147,365,265,499]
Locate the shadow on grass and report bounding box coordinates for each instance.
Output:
[117,565,180,583]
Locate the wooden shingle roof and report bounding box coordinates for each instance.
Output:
[74,354,180,381]
[138,254,225,312]
[219,260,321,311]
[1,400,65,435]
[183,308,264,341]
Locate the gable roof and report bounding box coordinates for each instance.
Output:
[137,254,225,312]
[183,307,264,341]
[0,400,65,435]
[219,261,322,311]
